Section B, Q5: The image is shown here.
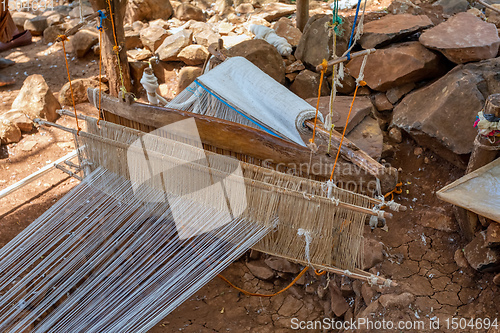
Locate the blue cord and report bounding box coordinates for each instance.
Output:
[346,0,362,60]
[97,10,106,31]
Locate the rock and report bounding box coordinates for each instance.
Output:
[69,5,93,18]
[388,127,403,143]
[419,13,500,64]
[486,4,500,27]
[43,25,64,44]
[127,48,153,61]
[20,140,37,151]
[418,207,458,232]
[0,120,22,145]
[221,35,252,48]
[372,93,393,111]
[285,60,305,73]
[464,231,500,272]
[125,0,173,24]
[378,292,414,308]
[23,16,48,36]
[278,295,303,317]
[433,0,469,15]
[274,17,302,47]
[11,75,60,122]
[125,31,143,50]
[392,58,500,168]
[305,95,373,135]
[494,272,500,286]
[363,238,384,270]
[295,14,351,69]
[359,14,433,49]
[12,12,35,30]
[346,116,384,160]
[255,3,296,22]
[387,0,424,15]
[177,66,203,93]
[140,26,169,52]
[59,78,104,106]
[236,3,254,14]
[177,45,209,65]
[454,248,470,269]
[347,42,442,92]
[133,21,147,31]
[226,39,285,84]
[386,82,415,104]
[149,19,169,30]
[264,257,300,274]
[290,69,329,99]
[246,260,274,280]
[129,61,149,89]
[46,13,63,26]
[1,110,33,132]
[361,283,377,305]
[486,223,500,248]
[156,30,192,61]
[175,3,206,22]
[214,0,233,15]
[329,284,349,317]
[192,23,221,47]
[218,22,235,35]
[71,30,99,58]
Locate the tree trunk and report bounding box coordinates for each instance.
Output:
[89,0,132,97]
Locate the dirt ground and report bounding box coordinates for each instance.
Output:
[1,5,500,333]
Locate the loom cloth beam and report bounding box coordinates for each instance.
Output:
[87,89,399,193]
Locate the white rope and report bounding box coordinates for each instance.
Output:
[249,24,292,56]
[297,228,312,265]
[356,54,368,86]
[140,69,168,106]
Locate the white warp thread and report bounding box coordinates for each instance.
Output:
[297,228,312,265]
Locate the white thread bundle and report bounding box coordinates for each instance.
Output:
[249,24,292,56]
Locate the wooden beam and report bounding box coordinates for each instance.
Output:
[316,48,376,72]
[296,0,309,32]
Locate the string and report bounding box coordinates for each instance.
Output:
[309,59,328,145]
[105,0,127,96]
[346,0,362,60]
[58,35,81,134]
[97,10,106,125]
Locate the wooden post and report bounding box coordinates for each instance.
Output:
[296,0,309,32]
[89,0,132,97]
[455,94,500,240]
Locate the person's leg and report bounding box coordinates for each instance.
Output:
[0,5,17,44]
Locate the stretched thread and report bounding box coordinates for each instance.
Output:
[310,59,328,145]
[58,35,81,134]
[346,0,362,60]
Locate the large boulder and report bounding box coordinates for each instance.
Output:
[295,14,351,69]
[140,26,169,52]
[59,78,106,106]
[392,58,500,168]
[70,30,99,58]
[419,12,500,64]
[226,39,285,84]
[346,41,442,92]
[273,17,302,47]
[124,0,173,24]
[11,75,60,122]
[306,95,373,134]
[177,45,209,65]
[156,30,193,61]
[254,3,296,22]
[23,16,48,36]
[359,14,433,49]
[464,231,500,272]
[0,120,22,145]
[177,66,203,93]
[290,70,329,99]
[174,3,206,22]
[1,110,34,132]
[433,0,469,15]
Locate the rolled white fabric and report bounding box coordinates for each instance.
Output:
[249,24,292,57]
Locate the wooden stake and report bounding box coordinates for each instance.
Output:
[315,48,376,72]
[296,0,309,32]
[89,0,132,99]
